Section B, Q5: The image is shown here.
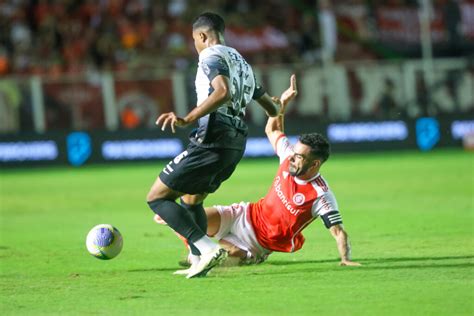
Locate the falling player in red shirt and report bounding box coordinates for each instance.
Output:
[158,75,361,274]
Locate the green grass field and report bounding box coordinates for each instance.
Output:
[1,149,473,315]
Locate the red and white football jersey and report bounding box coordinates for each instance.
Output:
[249,135,340,253]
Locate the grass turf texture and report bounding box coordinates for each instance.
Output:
[1,149,473,315]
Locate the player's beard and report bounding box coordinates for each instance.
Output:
[289,162,310,177]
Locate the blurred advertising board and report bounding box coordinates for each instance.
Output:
[1,116,472,167]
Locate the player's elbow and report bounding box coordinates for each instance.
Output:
[265,119,276,136]
[264,124,271,136]
[215,86,231,103]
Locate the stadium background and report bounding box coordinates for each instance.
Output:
[0,0,473,166]
[0,1,473,315]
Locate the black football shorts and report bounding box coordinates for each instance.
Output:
[159,143,245,195]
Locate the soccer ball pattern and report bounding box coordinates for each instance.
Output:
[86,224,123,260]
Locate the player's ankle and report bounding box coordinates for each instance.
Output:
[192,236,218,254]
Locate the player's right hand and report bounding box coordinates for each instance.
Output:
[155,112,187,133]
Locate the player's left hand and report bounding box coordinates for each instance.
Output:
[280,74,298,107]
[155,112,188,133]
[339,260,362,267]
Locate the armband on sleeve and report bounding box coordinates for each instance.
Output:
[320,211,343,229]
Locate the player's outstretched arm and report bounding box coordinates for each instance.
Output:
[255,93,279,117]
[155,75,231,133]
[265,74,298,151]
[329,224,362,267]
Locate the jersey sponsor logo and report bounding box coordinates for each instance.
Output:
[274,176,301,216]
[293,193,305,206]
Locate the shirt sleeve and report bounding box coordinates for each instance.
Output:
[201,55,229,81]
[311,191,343,228]
[252,75,266,100]
[276,134,293,164]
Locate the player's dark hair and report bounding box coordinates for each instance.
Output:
[192,12,225,34]
[299,133,331,163]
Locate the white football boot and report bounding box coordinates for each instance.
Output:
[186,247,228,279]
[174,254,199,275]
[173,267,192,275]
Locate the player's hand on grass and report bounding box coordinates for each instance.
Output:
[340,260,362,267]
[156,112,188,133]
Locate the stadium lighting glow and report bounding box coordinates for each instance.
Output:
[451,120,474,139]
[101,139,183,160]
[327,121,408,143]
[0,141,58,162]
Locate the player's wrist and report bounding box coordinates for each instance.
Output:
[182,113,197,125]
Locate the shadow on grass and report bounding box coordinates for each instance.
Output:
[126,255,474,276]
[127,267,178,273]
[249,254,474,276]
[250,262,474,277]
[360,262,474,270]
[267,255,474,266]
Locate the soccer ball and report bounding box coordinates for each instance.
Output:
[86,224,123,260]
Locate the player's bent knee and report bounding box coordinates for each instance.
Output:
[146,189,159,202]
[181,193,208,205]
[146,179,179,202]
[146,189,165,203]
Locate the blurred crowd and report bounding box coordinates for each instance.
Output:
[0,0,473,76]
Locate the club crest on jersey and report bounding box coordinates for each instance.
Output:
[293,193,305,205]
[283,171,289,179]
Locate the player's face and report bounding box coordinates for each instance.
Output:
[289,142,318,178]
